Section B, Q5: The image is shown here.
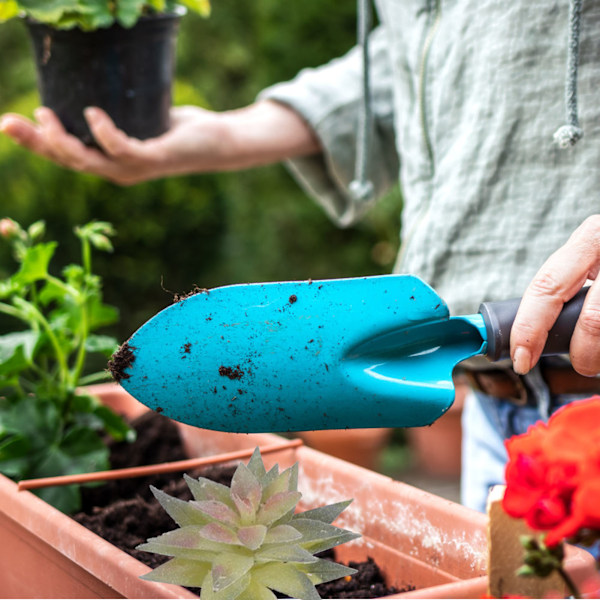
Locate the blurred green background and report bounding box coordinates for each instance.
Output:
[0,1,401,344]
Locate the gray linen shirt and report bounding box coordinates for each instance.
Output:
[260,0,600,318]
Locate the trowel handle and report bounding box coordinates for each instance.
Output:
[479,287,589,362]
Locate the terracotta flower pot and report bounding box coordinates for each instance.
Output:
[0,383,595,598]
[297,427,393,470]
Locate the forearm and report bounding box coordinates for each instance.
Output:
[214,100,321,171]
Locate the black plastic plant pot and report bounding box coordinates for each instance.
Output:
[26,12,182,147]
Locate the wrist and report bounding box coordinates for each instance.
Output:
[217,100,320,171]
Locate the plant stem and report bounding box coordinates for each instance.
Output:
[0,301,26,321]
[557,566,581,599]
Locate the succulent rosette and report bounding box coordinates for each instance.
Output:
[138,448,360,600]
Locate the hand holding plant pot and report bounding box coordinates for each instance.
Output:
[0,1,210,146]
[0,219,132,513]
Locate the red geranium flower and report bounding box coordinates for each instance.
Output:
[502,396,600,546]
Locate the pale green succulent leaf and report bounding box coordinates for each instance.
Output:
[211,552,254,592]
[298,557,358,585]
[253,563,321,600]
[292,518,361,554]
[256,490,302,526]
[140,557,210,586]
[263,464,279,486]
[263,462,298,499]
[151,486,212,527]
[263,523,302,545]
[137,526,226,557]
[200,522,240,546]
[295,499,353,525]
[256,544,318,564]
[231,462,262,520]
[237,524,267,550]
[237,581,277,600]
[246,447,267,482]
[185,474,236,509]
[193,500,240,526]
[201,571,251,600]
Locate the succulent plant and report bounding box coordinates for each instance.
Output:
[137,447,361,599]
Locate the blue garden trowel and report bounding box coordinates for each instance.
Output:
[112,275,586,432]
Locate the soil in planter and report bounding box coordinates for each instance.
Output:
[74,412,404,598]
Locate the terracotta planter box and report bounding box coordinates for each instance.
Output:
[0,384,594,598]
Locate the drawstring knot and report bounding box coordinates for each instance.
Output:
[553,0,584,148]
[553,124,583,148]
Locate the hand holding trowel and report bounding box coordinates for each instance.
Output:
[110,275,587,432]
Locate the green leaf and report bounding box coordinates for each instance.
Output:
[90,405,134,441]
[0,1,20,21]
[185,474,236,508]
[246,447,267,482]
[255,544,318,564]
[200,522,240,545]
[193,500,240,526]
[85,334,118,356]
[256,490,301,526]
[138,526,229,558]
[237,524,267,550]
[237,581,276,600]
[177,0,211,18]
[253,563,320,600]
[295,499,353,525]
[201,571,251,600]
[140,557,210,586]
[292,518,361,554]
[211,552,254,592]
[298,558,357,585]
[0,434,32,478]
[13,242,57,285]
[87,300,119,329]
[38,278,67,306]
[0,331,39,376]
[231,462,261,521]
[151,485,213,527]
[262,524,302,545]
[146,557,211,585]
[263,463,298,499]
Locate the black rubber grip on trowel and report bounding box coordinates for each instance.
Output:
[479,287,589,362]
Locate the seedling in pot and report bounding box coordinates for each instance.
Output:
[0,219,133,513]
[138,447,361,600]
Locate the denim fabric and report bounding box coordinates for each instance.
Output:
[461,384,591,513]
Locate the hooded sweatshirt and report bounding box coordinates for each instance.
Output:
[260,0,600,317]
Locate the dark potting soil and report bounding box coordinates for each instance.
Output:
[73,411,403,598]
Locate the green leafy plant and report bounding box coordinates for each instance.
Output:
[0,218,133,513]
[0,0,210,30]
[139,447,361,600]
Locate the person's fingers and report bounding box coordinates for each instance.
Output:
[0,113,53,156]
[510,216,600,375]
[34,107,96,170]
[570,279,600,376]
[84,107,155,162]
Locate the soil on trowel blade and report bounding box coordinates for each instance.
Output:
[73,411,405,598]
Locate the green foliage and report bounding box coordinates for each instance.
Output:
[139,448,360,600]
[0,219,133,513]
[0,0,210,30]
